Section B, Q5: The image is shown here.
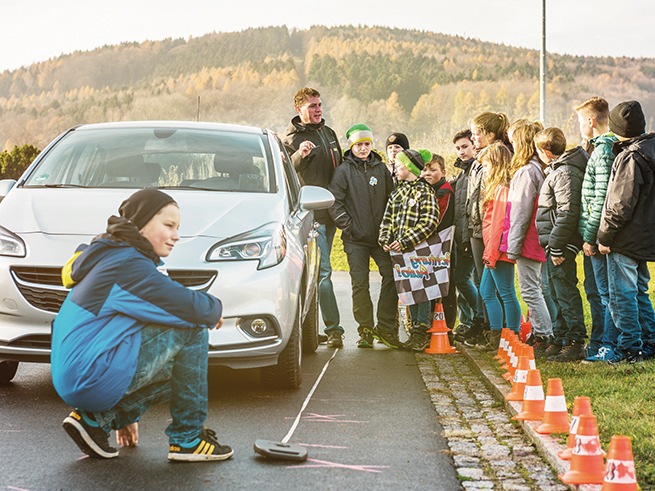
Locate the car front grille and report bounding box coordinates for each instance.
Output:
[10,266,217,314]
[6,333,52,349]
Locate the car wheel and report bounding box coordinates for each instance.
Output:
[301,286,319,354]
[0,361,19,384]
[261,301,302,389]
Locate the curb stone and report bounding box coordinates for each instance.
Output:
[416,345,603,491]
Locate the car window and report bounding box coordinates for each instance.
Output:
[277,137,301,209]
[23,127,272,193]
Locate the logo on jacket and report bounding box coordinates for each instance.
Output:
[369,176,378,186]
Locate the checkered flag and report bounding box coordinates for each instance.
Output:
[390,226,454,306]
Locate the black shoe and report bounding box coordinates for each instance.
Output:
[405,332,430,352]
[168,428,234,462]
[453,323,471,343]
[532,337,552,359]
[551,341,586,362]
[607,347,644,365]
[373,329,401,349]
[544,343,563,360]
[327,332,343,349]
[357,331,374,349]
[63,410,118,459]
[462,318,487,346]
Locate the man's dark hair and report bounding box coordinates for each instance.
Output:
[453,128,473,144]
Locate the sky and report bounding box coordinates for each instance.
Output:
[1,0,653,73]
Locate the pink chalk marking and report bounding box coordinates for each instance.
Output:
[287,458,388,473]
[296,443,349,449]
[8,486,32,491]
[284,413,368,424]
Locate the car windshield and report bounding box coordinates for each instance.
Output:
[23,126,273,193]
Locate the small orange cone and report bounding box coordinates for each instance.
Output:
[500,332,518,370]
[559,414,606,485]
[559,396,593,460]
[513,368,545,421]
[494,328,510,361]
[536,378,569,434]
[503,343,525,381]
[425,302,457,354]
[602,435,638,490]
[505,355,530,401]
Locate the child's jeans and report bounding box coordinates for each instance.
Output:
[516,256,552,339]
[480,261,521,332]
[546,250,586,345]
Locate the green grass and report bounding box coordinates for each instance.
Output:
[331,231,655,488]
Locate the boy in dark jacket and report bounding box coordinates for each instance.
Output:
[329,124,399,348]
[598,100,655,363]
[535,128,588,362]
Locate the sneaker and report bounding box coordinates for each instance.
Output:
[405,332,430,352]
[62,410,118,459]
[642,343,655,360]
[532,338,552,359]
[357,331,374,349]
[544,343,563,360]
[461,319,486,345]
[606,348,644,365]
[373,329,401,349]
[551,341,586,362]
[326,332,343,349]
[168,428,233,462]
[584,342,601,358]
[318,334,328,344]
[453,323,471,343]
[583,346,616,363]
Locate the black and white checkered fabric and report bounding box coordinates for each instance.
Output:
[390,226,454,306]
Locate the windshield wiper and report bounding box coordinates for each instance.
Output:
[41,184,90,188]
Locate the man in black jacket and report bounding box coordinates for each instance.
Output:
[597,100,655,363]
[282,87,344,348]
[329,124,399,349]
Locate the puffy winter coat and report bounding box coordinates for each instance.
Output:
[505,156,546,262]
[578,132,618,244]
[466,160,485,239]
[536,146,588,256]
[329,149,394,247]
[451,158,474,243]
[597,133,655,261]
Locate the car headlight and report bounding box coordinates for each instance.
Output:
[0,226,26,257]
[206,222,286,270]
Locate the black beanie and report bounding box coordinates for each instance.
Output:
[609,101,646,138]
[119,188,177,230]
[385,132,410,150]
[396,149,425,177]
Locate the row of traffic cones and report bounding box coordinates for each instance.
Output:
[492,328,639,489]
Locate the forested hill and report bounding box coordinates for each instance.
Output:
[1,25,654,161]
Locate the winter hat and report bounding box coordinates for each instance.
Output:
[609,100,646,138]
[346,123,374,148]
[119,188,177,230]
[396,149,425,177]
[417,148,433,164]
[385,132,409,150]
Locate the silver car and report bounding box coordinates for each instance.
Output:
[0,121,334,388]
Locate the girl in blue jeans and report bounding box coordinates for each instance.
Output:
[52,189,232,462]
[478,143,521,349]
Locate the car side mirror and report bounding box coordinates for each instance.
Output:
[299,185,335,211]
[0,179,16,202]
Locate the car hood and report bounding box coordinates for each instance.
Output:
[0,188,285,238]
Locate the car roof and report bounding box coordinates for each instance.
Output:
[71,121,267,135]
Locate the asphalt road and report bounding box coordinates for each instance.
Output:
[0,271,460,491]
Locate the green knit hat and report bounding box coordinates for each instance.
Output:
[396,149,425,177]
[346,123,373,148]
[418,148,433,165]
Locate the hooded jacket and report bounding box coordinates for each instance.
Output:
[282,116,343,225]
[505,156,546,262]
[578,132,618,244]
[536,146,588,256]
[451,157,474,243]
[466,159,485,239]
[329,149,394,247]
[597,133,655,261]
[51,239,222,412]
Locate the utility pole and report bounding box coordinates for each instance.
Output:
[197,96,201,122]
[540,0,547,124]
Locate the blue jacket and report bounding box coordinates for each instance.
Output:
[51,239,222,412]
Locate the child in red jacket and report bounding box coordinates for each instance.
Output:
[479,142,521,349]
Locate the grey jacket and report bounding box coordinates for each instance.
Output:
[451,157,474,244]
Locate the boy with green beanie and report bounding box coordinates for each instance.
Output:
[329,123,399,348]
[379,149,440,351]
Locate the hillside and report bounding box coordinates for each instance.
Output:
[1,25,654,169]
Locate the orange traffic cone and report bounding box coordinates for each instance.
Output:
[536,378,569,434]
[494,328,510,362]
[559,396,593,460]
[505,355,530,401]
[559,414,606,485]
[520,310,532,343]
[503,343,525,381]
[602,435,638,490]
[425,302,457,354]
[500,332,518,370]
[513,368,545,421]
